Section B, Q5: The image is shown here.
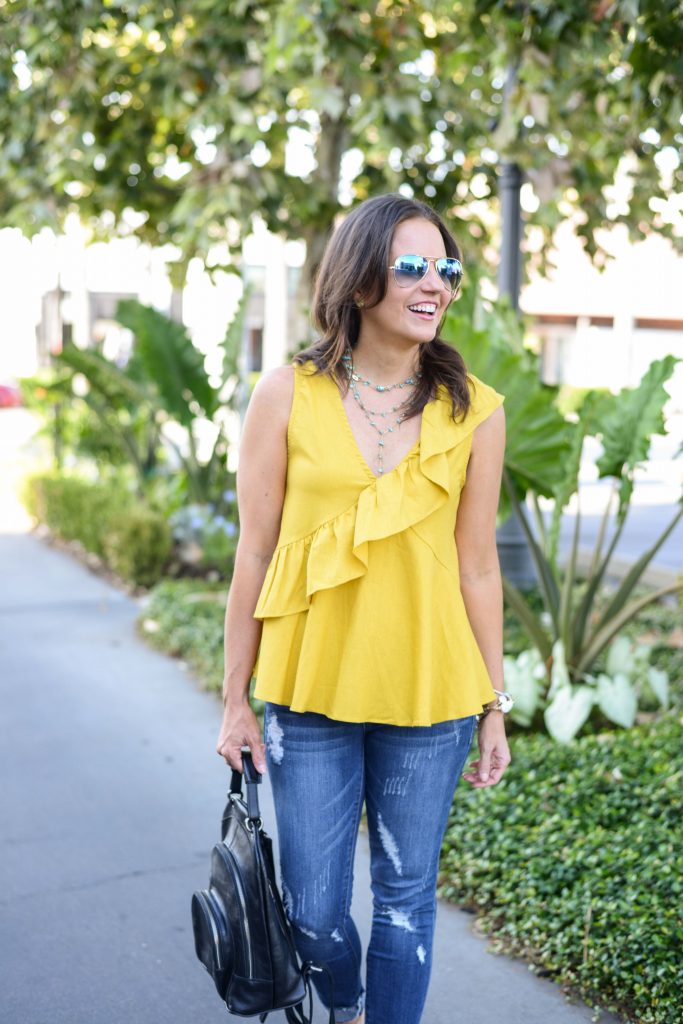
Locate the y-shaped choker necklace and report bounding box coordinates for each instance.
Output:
[341,352,421,475]
[341,351,421,392]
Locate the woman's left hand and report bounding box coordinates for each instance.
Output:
[462,712,511,788]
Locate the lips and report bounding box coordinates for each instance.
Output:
[408,303,438,318]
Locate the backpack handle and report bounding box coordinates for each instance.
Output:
[229,747,262,824]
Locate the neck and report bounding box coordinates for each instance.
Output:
[350,338,421,383]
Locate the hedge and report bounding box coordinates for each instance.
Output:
[139,579,227,688]
[25,473,171,587]
[440,716,683,1024]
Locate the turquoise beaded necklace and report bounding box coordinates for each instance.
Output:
[342,352,421,476]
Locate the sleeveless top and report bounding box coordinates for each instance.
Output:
[252,361,505,726]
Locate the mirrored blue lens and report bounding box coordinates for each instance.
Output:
[393,255,428,286]
[436,258,462,292]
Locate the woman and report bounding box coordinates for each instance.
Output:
[216,193,511,1024]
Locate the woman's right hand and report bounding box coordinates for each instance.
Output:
[216,698,267,774]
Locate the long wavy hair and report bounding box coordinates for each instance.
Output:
[295,193,472,421]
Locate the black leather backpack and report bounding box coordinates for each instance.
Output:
[191,750,334,1023]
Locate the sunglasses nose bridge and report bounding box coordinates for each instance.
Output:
[418,258,442,290]
[427,258,455,292]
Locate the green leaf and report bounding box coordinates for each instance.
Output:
[596,673,637,728]
[116,300,220,425]
[544,685,595,743]
[595,356,680,522]
[443,306,573,500]
[547,638,570,699]
[605,635,634,677]
[647,667,669,709]
[504,649,546,726]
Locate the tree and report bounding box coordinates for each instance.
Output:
[2,0,681,305]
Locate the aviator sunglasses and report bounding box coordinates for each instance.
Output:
[388,254,463,294]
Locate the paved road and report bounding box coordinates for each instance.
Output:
[0,531,621,1024]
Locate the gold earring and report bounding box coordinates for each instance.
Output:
[355,298,365,309]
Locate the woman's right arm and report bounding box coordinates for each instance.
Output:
[215,366,294,774]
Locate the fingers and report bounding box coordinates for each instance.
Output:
[462,757,510,788]
[250,740,267,775]
[216,735,266,775]
[478,749,492,783]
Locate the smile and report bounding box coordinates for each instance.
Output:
[407,303,437,317]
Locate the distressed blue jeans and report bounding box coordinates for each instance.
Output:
[264,702,477,1024]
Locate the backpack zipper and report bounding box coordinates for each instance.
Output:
[196,890,225,971]
[217,844,254,979]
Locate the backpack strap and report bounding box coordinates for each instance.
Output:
[284,962,335,1024]
[229,747,262,824]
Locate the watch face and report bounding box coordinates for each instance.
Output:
[498,692,514,713]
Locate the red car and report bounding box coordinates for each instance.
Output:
[0,384,22,408]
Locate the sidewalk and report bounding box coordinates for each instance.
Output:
[0,530,621,1024]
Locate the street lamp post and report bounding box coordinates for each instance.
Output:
[495,155,537,588]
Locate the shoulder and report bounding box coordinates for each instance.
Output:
[250,366,295,420]
[467,373,505,428]
[433,373,505,433]
[467,374,505,454]
[466,372,505,411]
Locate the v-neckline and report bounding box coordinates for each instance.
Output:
[330,375,423,481]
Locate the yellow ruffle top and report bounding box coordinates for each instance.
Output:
[252,361,505,726]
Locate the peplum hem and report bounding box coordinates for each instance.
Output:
[254,375,504,621]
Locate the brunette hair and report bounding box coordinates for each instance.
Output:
[295,193,472,421]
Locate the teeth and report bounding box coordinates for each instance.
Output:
[408,304,437,313]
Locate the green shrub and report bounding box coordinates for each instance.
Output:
[24,473,130,557]
[440,716,683,1023]
[139,579,228,690]
[25,472,170,586]
[139,580,263,715]
[104,505,172,587]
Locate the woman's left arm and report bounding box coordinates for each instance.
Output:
[454,405,511,789]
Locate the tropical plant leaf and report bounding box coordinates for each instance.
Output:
[57,344,148,409]
[442,308,573,499]
[589,503,683,635]
[559,501,581,659]
[504,649,546,726]
[116,300,220,425]
[605,635,633,676]
[646,667,669,709]
[596,673,637,728]
[503,470,561,629]
[546,389,612,565]
[595,355,679,522]
[501,576,553,659]
[547,638,570,699]
[576,581,682,675]
[544,685,595,743]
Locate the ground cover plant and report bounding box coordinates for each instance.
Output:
[439,715,683,1024]
[138,579,227,688]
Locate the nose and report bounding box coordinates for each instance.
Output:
[422,260,443,292]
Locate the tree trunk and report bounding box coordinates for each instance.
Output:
[289,112,349,350]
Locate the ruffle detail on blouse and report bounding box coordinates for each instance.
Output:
[253,375,503,620]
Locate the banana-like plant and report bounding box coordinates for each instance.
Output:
[56,343,162,487]
[55,299,244,504]
[500,356,682,727]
